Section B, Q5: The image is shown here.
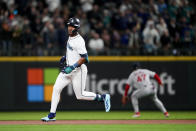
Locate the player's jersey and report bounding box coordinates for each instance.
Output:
[66,34,87,66]
[126,69,155,89]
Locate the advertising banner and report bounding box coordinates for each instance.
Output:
[1,61,194,110]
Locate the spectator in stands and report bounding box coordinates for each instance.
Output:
[12,24,22,55]
[0,21,13,55]
[119,0,133,13]
[173,33,182,50]
[101,29,111,50]
[180,0,194,23]
[111,29,121,49]
[80,0,94,13]
[149,0,159,15]
[0,0,196,56]
[181,26,195,49]
[156,17,168,37]
[42,23,58,56]
[77,11,90,37]
[46,0,60,12]
[88,31,104,55]
[120,29,130,48]
[168,0,179,19]
[143,19,160,53]
[31,17,43,35]
[56,21,67,54]
[128,26,141,49]
[115,11,129,31]
[36,35,45,56]
[168,18,179,39]
[157,0,167,14]
[87,4,102,30]
[137,8,150,28]
[160,30,171,51]
[103,9,111,28]
[21,27,34,56]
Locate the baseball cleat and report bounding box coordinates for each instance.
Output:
[41,113,56,122]
[104,94,111,112]
[41,116,56,122]
[164,112,170,117]
[132,112,141,118]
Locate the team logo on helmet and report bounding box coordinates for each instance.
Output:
[67,18,80,29]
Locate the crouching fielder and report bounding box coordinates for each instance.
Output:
[122,63,169,118]
[41,18,111,122]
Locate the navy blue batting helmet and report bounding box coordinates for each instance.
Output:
[67,18,80,29]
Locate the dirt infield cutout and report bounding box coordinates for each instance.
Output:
[0,120,196,125]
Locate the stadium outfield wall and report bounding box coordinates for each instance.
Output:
[0,56,196,110]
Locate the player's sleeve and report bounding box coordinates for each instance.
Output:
[80,53,89,63]
[124,74,133,96]
[144,69,162,85]
[143,69,156,77]
[75,38,87,54]
[75,38,89,63]
[124,84,130,96]
[154,73,162,85]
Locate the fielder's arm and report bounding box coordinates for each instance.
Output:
[153,73,162,85]
[124,84,130,97]
[122,84,131,105]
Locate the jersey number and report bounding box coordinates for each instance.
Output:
[137,74,146,82]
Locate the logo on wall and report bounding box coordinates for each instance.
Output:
[27,68,59,102]
[26,68,176,102]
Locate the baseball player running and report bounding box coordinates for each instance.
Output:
[41,18,111,122]
[122,63,169,118]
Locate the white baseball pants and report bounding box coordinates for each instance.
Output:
[131,86,167,113]
[50,64,96,113]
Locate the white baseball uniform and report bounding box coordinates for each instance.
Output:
[126,69,167,113]
[50,34,96,113]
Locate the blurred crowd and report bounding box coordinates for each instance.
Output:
[0,0,196,56]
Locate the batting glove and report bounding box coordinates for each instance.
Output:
[62,63,79,74]
[61,66,73,74]
[64,66,74,74]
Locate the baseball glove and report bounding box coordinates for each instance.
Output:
[59,55,66,70]
[122,95,129,105]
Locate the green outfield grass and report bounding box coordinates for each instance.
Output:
[0,111,196,131]
[0,124,196,131]
[0,111,195,120]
